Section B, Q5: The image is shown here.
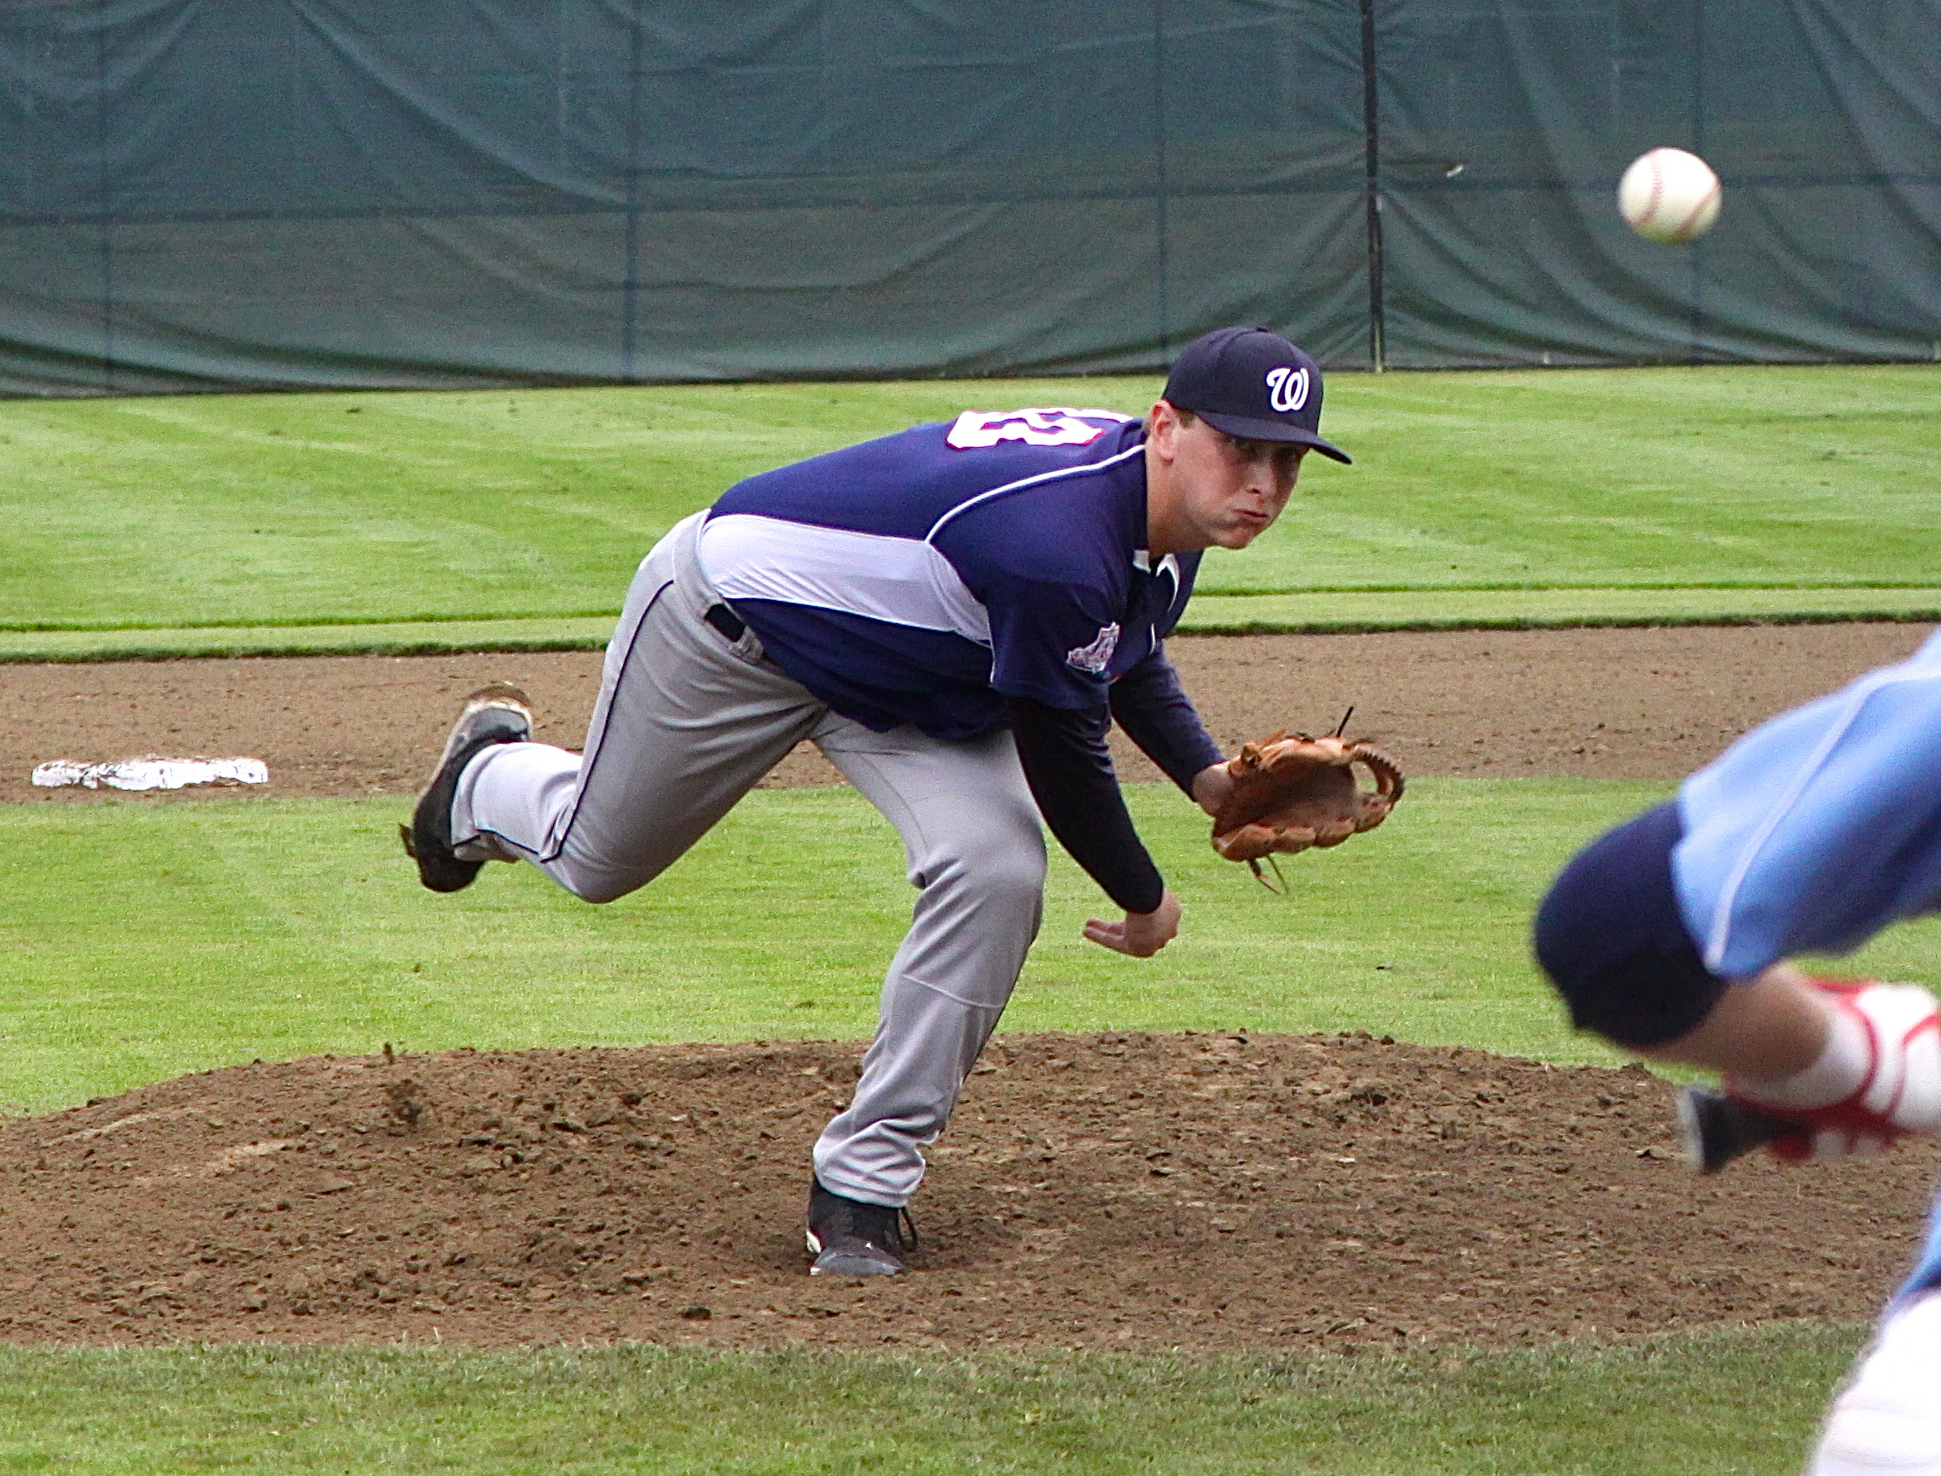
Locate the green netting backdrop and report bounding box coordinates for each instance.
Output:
[1,0,1935,394]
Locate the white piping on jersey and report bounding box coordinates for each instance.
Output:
[1699,658,1941,973]
[700,439,1149,650]
[923,440,1145,542]
[699,514,993,642]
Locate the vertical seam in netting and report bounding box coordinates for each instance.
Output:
[621,0,644,382]
[1152,0,1170,360]
[95,0,117,391]
[1360,0,1385,372]
[1688,0,1709,363]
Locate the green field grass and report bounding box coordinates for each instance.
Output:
[0,778,1644,1113]
[0,777,1915,1472]
[15,776,1941,1110]
[0,364,1934,659]
[5,775,1926,1472]
[8,779,1939,1113]
[0,1324,1864,1475]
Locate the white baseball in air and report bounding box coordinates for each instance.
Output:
[1618,147,1722,244]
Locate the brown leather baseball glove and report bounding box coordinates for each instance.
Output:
[1210,731,1404,872]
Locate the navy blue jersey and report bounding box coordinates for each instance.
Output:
[698,409,1200,740]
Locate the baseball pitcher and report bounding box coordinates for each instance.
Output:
[403,327,1354,1277]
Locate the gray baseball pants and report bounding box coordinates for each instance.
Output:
[451,511,1046,1206]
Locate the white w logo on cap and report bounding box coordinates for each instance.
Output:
[1264,365,1309,413]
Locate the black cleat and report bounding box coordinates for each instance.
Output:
[401,683,532,893]
[1677,1084,1800,1174]
[805,1179,919,1277]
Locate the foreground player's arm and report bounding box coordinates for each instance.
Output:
[1539,632,1941,1052]
[1006,696,1178,956]
[1674,635,1941,976]
[1535,632,1941,1161]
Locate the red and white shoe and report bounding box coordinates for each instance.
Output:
[1727,978,1941,1163]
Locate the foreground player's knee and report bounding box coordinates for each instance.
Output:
[1532,802,1727,1049]
[1810,1293,1941,1475]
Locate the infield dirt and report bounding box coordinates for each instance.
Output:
[0,621,1934,1353]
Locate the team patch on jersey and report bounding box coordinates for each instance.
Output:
[1065,622,1120,675]
[946,408,1125,450]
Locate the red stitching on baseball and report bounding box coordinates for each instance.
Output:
[1673,179,1719,241]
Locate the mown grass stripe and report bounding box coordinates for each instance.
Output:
[0,617,617,664]
[0,366,1937,635]
[1182,586,1941,636]
[4,587,1937,663]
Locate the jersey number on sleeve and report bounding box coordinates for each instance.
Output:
[946,408,1124,449]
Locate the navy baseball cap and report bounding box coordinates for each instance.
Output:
[1161,326,1351,464]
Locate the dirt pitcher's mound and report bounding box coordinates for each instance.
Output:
[7,1032,1929,1352]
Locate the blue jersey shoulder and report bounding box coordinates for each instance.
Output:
[711,412,1142,541]
[1673,630,1941,976]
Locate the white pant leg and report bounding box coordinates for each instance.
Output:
[1810,1291,1941,1475]
[453,511,825,903]
[809,721,1047,1205]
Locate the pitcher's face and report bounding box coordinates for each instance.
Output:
[1146,402,1304,554]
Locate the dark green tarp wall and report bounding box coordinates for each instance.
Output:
[1,0,1935,394]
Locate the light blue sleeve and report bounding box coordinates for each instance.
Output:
[1672,629,1941,980]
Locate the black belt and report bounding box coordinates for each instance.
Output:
[704,602,747,642]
